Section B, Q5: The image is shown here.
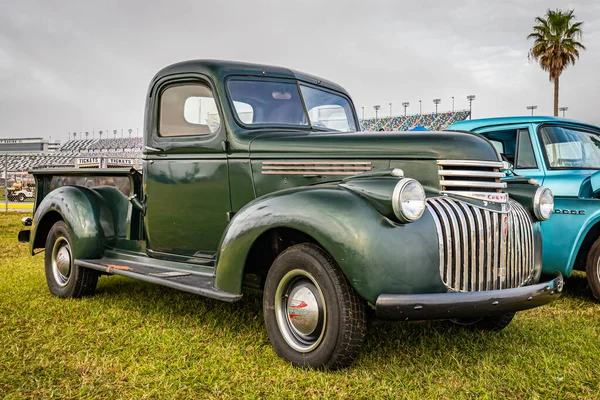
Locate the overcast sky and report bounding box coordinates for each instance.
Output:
[0,0,598,142]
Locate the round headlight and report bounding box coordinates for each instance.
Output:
[392,178,426,223]
[533,187,554,221]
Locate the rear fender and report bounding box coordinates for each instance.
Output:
[214,185,441,304]
[30,186,115,259]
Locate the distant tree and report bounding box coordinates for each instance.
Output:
[527,9,585,116]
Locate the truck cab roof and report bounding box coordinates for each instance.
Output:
[451,116,599,132]
[151,59,351,98]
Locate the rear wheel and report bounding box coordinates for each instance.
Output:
[263,243,367,369]
[585,237,600,300]
[17,193,25,202]
[44,221,99,298]
[450,312,515,332]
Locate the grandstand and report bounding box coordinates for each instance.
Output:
[1,137,143,172]
[360,110,470,131]
[1,112,470,173]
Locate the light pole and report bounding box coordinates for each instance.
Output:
[85,131,89,139]
[402,102,409,116]
[419,100,422,115]
[452,96,455,112]
[128,129,133,138]
[374,105,381,121]
[526,105,538,116]
[389,103,392,118]
[559,106,569,117]
[361,107,364,120]
[433,99,441,115]
[467,95,476,119]
[68,132,71,141]
[113,129,117,139]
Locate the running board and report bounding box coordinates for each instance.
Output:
[75,258,241,302]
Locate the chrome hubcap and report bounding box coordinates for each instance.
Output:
[52,237,72,287]
[275,270,326,353]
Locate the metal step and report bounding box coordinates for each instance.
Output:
[75,258,241,302]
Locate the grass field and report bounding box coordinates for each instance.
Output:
[1,212,600,399]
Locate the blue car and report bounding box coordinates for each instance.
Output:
[450,116,600,299]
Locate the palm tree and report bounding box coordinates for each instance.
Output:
[527,9,585,116]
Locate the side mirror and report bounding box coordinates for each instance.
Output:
[501,161,515,177]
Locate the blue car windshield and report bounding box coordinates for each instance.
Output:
[540,126,600,169]
[227,79,357,132]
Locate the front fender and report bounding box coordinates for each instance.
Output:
[214,185,443,304]
[541,197,600,276]
[30,186,115,259]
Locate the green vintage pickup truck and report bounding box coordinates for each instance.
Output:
[19,60,563,369]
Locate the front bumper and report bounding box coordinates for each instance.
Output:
[375,274,563,321]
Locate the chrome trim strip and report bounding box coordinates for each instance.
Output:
[426,203,445,279]
[438,170,506,178]
[440,181,507,189]
[484,210,492,291]
[263,166,372,170]
[263,161,372,165]
[261,171,361,175]
[428,199,453,285]
[437,159,505,168]
[471,206,485,291]
[458,202,477,291]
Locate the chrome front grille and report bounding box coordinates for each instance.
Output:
[438,159,507,193]
[427,197,534,292]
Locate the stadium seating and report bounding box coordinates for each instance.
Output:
[360,110,470,132]
[4,137,144,172]
[3,112,470,172]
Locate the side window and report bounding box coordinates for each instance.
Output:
[481,130,517,164]
[515,129,538,169]
[232,101,254,124]
[159,83,220,137]
[489,140,504,154]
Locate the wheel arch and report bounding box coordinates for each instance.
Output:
[241,227,321,289]
[213,185,442,304]
[571,218,600,273]
[30,185,116,259]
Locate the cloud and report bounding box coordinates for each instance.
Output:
[0,0,598,141]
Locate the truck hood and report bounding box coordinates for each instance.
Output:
[249,130,501,161]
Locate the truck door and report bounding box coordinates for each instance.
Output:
[143,76,230,261]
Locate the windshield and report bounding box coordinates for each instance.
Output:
[540,126,600,169]
[227,79,357,132]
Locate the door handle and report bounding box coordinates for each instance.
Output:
[144,145,163,152]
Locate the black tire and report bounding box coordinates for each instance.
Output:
[263,243,367,370]
[44,221,99,298]
[17,193,25,202]
[450,312,515,332]
[586,237,600,300]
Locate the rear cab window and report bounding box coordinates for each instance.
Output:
[159,83,220,137]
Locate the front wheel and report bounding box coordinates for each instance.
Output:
[263,243,367,370]
[17,193,25,202]
[450,312,515,332]
[44,221,99,298]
